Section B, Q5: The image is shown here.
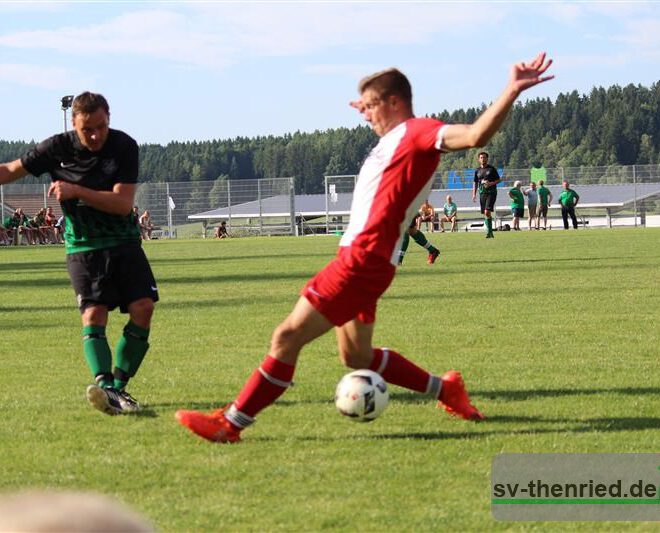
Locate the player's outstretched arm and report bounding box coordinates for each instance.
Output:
[0,159,29,185]
[442,52,553,152]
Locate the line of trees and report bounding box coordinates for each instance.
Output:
[2,81,659,191]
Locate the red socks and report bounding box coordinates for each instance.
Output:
[233,355,295,418]
[369,348,441,398]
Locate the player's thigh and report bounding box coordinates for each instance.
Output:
[113,244,159,312]
[335,319,375,368]
[270,296,334,361]
[67,248,118,311]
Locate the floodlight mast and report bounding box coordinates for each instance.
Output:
[61,95,74,132]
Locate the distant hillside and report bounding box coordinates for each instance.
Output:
[2,81,658,191]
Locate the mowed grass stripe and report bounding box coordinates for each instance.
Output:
[0,228,658,531]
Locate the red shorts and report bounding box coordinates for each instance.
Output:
[301,247,396,327]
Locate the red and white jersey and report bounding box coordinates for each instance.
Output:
[339,117,448,265]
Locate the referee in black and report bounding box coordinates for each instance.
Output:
[472,151,501,238]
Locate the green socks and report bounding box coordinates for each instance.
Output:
[399,232,410,263]
[82,325,113,388]
[113,321,150,390]
[485,217,494,237]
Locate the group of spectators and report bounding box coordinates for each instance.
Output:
[415,196,459,233]
[416,178,581,235]
[0,206,64,245]
[508,179,581,231]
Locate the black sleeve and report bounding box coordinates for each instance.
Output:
[492,166,501,180]
[20,135,60,177]
[116,136,139,184]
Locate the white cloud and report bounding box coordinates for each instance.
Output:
[0,4,505,70]
[0,63,92,89]
[615,18,660,48]
[0,10,236,68]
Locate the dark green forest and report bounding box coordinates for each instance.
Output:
[2,82,658,192]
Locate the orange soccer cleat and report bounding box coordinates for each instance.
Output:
[175,405,242,443]
[438,371,484,421]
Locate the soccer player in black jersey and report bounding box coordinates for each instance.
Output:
[472,151,501,238]
[0,92,158,415]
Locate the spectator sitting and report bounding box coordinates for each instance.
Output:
[44,206,62,244]
[0,222,11,245]
[139,210,153,240]
[2,210,21,244]
[416,198,435,232]
[214,221,229,239]
[16,208,38,245]
[31,208,50,244]
[439,194,458,232]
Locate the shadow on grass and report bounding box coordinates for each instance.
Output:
[474,387,660,401]
[389,387,660,404]
[131,408,159,418]
[151,252,332,266]
[362,416,660,442]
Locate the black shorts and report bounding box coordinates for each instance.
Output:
[538,205,548,216]
[511,207,524,217]
[408,216,418,229]
[67,242,159,313]
[480,191,497,214]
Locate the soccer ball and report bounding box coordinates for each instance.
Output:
[335,369,389,422]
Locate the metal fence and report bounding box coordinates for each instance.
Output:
[1,165,659,238]
[326,164,660,230]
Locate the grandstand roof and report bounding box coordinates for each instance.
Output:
[188,183,660,221]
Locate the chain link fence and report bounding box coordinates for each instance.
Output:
[2,165,659,239]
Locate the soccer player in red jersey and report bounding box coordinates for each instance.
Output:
[176,52,554,442]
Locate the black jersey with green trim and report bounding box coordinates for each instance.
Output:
[20,129,141,254]
[474,165,500,194]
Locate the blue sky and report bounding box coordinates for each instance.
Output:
[1,1,659,145]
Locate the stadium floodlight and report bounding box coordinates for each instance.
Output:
[61,94,74,132]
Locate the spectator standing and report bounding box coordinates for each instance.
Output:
[139,210,153,240]
[524,181,538,230]
[536,179,553,230]
[559,180,580,229]
[440,195,458,232]
[472,152,500,238]
[508,180,525,231]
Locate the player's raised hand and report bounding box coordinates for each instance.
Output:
[509,52,554,94]
[349,99,365,114]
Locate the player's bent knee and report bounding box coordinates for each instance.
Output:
[129,298,155,325]
[270,322,305,355]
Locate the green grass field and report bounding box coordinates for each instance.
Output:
[1,228,658,531]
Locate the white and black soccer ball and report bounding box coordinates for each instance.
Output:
[335,369,389,422]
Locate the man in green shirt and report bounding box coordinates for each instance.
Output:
[0,92,158,416]
[558,180,580,229]
[508,180,525,231]
[439,194,458,232]
[536,179,553,230]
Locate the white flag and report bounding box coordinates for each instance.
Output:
[168,196,176,210]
